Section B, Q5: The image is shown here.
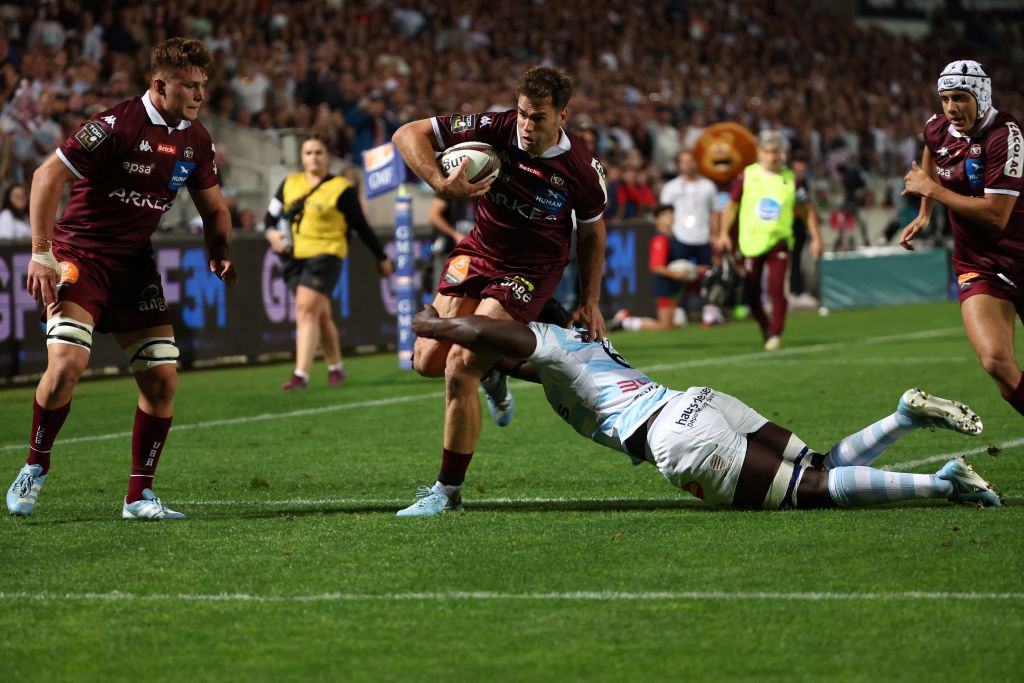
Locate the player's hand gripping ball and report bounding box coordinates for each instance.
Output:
[439,142,502,184]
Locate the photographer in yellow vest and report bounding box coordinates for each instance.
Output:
[720,131,821,350]
[265,136,393,389]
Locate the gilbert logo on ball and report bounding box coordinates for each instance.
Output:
[440,142,501,184]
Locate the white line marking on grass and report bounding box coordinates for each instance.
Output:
[0,391,444,452]
[0,589,1019,602]
[643,327,961,372]
[736,357,971,366]
[1,590,1021,603]
[884,437,1024,470]
[0,327,964,452]
[182,495,691,506]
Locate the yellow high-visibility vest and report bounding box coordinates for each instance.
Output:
[738,163,796,257]
[280,173,353,260]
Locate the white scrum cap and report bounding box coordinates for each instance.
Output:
[937,60,991,123]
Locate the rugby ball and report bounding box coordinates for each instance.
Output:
[439,142,501,184]
[667,259,699,281]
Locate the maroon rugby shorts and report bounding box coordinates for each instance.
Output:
[435,250,564,323]
[957,269,1024,322]
[50,242,173,333]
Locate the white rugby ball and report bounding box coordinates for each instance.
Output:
[667,259,699,281]
[439,142,501,184]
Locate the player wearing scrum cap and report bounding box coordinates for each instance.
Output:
[391,66,608,516]
[720,131,822,351]
[6,38,236,520]
[902,60,1024,419]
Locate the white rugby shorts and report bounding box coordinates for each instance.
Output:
[646,387,769,506]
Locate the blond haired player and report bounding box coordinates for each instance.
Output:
[7,38,235,519]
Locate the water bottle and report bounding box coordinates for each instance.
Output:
[277,215,293,252]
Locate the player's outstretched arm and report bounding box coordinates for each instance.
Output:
[412,305,537,359]
[190,184,237,286]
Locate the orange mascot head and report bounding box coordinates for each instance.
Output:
[693,122,757,183]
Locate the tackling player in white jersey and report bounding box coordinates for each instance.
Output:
[400,300,1000,514]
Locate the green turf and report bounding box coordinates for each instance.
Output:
[1,302,1022,682]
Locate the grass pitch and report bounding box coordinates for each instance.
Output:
[1,302,1022,682]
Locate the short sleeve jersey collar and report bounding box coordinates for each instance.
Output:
[142,91,192,134]
[516,126,571,159]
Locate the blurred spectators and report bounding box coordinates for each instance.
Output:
[0,0,1020,211]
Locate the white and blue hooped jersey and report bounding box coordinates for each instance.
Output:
[527,323,681,460]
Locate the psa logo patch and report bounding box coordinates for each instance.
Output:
[445,255,470,284]
[74,122,108,152]
[168,161,196,190]
[450,114,475,134]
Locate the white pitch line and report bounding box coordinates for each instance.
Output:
[734,357,971,367]
[1,590,1021,603]
[643,327,961,372]
[884,437,1024,470]
[182,495,690,506]
[0,391,444,452]
[0,327,964,453]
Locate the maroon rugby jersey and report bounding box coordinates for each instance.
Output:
[922,110,1024,278]
[431,110,606,272]
[54,92,218,256]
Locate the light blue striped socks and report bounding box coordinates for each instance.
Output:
[827,467,953,507]
[824,412,916,469]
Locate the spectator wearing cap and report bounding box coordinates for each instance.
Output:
[720,130,822,350]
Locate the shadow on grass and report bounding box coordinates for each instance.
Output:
[15,496,972,525]
[202,497,713,519]
[6,498,702,525]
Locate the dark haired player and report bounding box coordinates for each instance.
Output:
[7,38,236,519]
[408,301,998,512]
[392,66,608,515]
[902,60,1024,419]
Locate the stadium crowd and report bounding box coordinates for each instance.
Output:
[0,0,1022,229]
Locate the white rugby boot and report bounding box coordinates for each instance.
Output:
[897,388,982,435]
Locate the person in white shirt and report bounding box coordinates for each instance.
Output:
[659,150,721,325]
[0,183,30,241]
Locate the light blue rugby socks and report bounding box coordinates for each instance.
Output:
[827,467,953,507]
[824,412,916,469]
